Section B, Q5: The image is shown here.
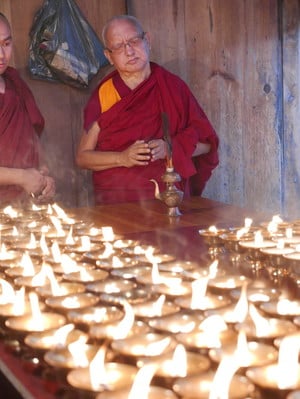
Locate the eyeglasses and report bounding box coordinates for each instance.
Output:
[105,32,146,54]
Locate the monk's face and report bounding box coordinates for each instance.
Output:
[0,16,13,76]
[104,19,150,77]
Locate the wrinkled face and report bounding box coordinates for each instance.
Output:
[104,19,150,76]
[0,17,12,75]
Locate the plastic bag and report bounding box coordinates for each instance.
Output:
[28,0,108,89]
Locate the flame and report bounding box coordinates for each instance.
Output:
[51,241,62,263]
[208,260,219,278]
[134,245,150,255]
[52,203,68,219]
[89,346,108,390]
[80,236,91,251]
[40,233,50,256]
[267,215,283,234]
[12,287,26,315]
[47,204,53,215]
[53,324,75,347]
[61,296,81,309]
[150,262,182,289]
[66,227,75,245]
[234,329,252,367]
[254,230,264,245]
[236,227,249,239]
[148,294,166,317]
[276,239,285,249]
[26,233,37,249]
[29,292,43,329]
[98,242,114,259]
[191,278,209,309]
[107,300,135,339]
[3,205,18,218]
[208,225,218,233]
[0,243,12,260]
[0,279,16,304]
[31,263,57,287]
[20,252,35,276]
[89,227,101,236]
[12,226,19,236]
[198,315,228,348]
[79,268,93,281]
[112,256,123,268]
[68,338,90,367]
[277,332,300,389]
[102,226,115,241]
[50,215,65,237]
[199,315,227,333]
[128,364,157,399]
[226,283,249,323]
[144,336,172,356]
[209,352,241,399]
[61,254,81,274]
[161,344,187,377]
[244,218,253,228]
[276,298,300,315]
[249,304,272,336]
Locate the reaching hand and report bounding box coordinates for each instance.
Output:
[21,168,55,203]
[35,175,56,203]
[120,140,151,167]
[148,139,167,161]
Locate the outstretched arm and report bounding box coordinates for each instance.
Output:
[76,122,152,171]
[0,166,47,197]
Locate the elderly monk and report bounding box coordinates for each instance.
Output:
[76,15,219,204]
[0,13,55,205]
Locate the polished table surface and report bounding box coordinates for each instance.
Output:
[73,197,264,235]
[0,197,280,399]
[71,197,268,264]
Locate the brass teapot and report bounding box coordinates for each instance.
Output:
[150,167,183,217]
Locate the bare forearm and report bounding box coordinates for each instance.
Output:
[192,142,211,157]
[0,166,51,198]
[0,167,26,186]
[76,150,122,171]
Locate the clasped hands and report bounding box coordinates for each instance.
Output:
[23,167,56,203]
[121,139,167,167]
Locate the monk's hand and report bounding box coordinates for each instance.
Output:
[22,168,47,197]
[148,139,167,161]
[120,140,151,167]
[36,176,56,203]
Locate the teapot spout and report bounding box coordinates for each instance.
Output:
[150,179,161,200]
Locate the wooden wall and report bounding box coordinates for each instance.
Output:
[0,0,126,207]
[128,0,300,218]
[1,0,300,218]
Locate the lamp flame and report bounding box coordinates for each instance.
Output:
[277,332,300,389]
[107,300,135,339]
[249,304,272,336]
[128,364,158,399]
[89,345,108,390]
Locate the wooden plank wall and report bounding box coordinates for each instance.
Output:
[0,0,126,207]
[1,0,299,218]
[128,0,300,218]
[282,0,300,217]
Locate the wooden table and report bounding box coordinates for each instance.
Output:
[0,197,279,399]
[73,197,264,235]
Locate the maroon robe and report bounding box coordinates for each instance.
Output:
[0,67,44,203]
[84,62,219,204]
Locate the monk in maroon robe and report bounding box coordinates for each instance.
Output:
[77,15,218,204]
[0,13,55,205]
